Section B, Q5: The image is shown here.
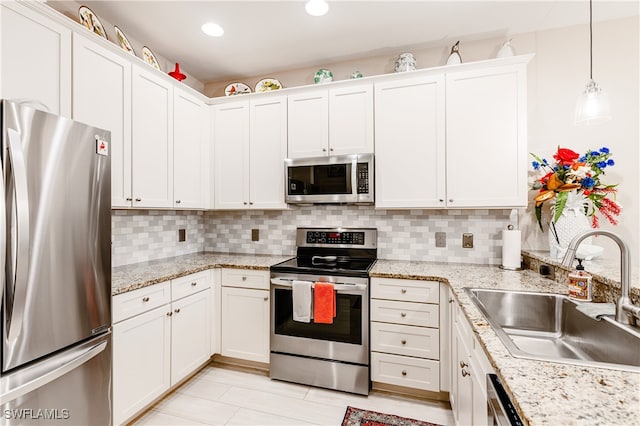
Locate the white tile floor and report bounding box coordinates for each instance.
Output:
[132,364,454,426]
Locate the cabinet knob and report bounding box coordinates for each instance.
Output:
[263,296,269,301]
[242,276,247,281]
[401,289,407,294]
[126,197,133,201]
[175,200,181,204]
[401,370,407,376]
[249,202,254,205]
[322,148,327,152]
[439,199,444,202]
[191,282,197,287]
[449,199,454,203]
[400,312,406,318]
[166,312,173,317]
[401,339,407,345]
[460,361,468,368]
[461,369,471,378]
[174,308,181,314]
[142,297,150,302]
[448,298,454,304]
[330,148,334,152]
[135,198,142,202]
[243,202,248,205]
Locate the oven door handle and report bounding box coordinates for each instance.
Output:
[270,278,367,292]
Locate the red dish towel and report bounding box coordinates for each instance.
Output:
[313,282,335,324]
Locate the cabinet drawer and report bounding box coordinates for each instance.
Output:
[371,299,439,328]
[113,281,171,324]
[371,322,439,359]
[371,352,440,392]
[221,268,269,290]
[371,278,439,303]
[172,270,211,300]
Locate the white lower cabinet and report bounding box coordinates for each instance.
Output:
[450,295,493,426]
[370,278,441,392]
[113,271,212,425]
[220,268,270,363]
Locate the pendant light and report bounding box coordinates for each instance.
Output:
[575,0,611,125]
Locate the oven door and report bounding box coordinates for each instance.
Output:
[270,273,369,365]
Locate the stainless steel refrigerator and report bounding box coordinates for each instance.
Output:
[0,100,112,425]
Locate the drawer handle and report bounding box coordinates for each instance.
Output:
[242,276,247,281]
[401,289,407,294]
[166,312,172,317]
[401,370,407,376]
[401,339,407,345]
[461,369,471,378]
[142,297,150,302]
[191,282,197,287]
[263,296,269,301]
[400,312,406,318]
[460,361,468,368]
[135,198,142,202]
[174,308,181,314]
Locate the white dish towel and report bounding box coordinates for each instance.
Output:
[292,280,313,323]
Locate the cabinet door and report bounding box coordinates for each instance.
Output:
[171,289,211,385]
[174,88,205,209]
[0,2,71,117]
[221,287,269,363]
[72,33,132,208]
[452,321,473,426]
[113,305,170,426]
[374,75,446,208]
[132,65,174,208]
[212,102,250,209]
[329,84,374,155]
[249,96,288,209]
[445,64,527,207]
[287,90,329,158]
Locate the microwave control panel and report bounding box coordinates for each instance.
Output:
[357,163,369,194]
[306,231,365,245]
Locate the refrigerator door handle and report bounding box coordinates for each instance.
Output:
[0,151,5,307]
[6,128,30,341]
[0,340,107,405]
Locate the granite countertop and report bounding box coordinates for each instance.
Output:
[112,253,639,425]
[371,260,639,426]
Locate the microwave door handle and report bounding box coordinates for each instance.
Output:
[6,128,30,342]
[351,156,358,201]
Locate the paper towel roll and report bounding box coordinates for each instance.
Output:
[502,229,521,270]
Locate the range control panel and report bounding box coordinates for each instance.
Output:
[306,231,365,245]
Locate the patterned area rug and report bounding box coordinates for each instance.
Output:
[341,406,443,426]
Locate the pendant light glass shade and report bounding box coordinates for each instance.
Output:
[575,79,611,125]
[575,0,611,125]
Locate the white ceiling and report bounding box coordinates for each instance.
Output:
[56,1,639,84]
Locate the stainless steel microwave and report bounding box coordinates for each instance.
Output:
[285,153,374,204]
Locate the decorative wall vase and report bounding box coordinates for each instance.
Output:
[548,192,599,259]
[394,53,416,72]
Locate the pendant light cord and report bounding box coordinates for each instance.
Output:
[589,0,593,80]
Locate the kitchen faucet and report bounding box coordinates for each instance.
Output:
[561,230,640,326]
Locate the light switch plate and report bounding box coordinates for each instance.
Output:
[462,233,473,248]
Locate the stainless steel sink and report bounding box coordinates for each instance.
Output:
[464,288,640,372]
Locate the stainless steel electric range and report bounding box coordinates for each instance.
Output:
[269,227,377,395]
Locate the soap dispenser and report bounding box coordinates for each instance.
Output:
[568,258,592,301]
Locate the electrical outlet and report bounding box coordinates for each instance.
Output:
[251,229,259,241]
[178,229,186,242]
[462,233,473,248]
[435,232,446,247]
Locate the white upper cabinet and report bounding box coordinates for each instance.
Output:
[131,64,174,208]
[0,1,71,117]
[174,88,206,209]
[288,84,374,159]
[287,90,329,158]
[72,33,132,208]
[212,101,250,209]
[212,97,287,210]
[375,75,446,208]
[328,84,374,155]
[445,63,527,208]
[249,96,288,209]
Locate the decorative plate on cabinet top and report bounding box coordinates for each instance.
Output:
[114,26,135,56]
[255,78,282,92]
[142,46,161,71]
[78,6,108,40]
[225,82,252,96]
[314,69,333,84]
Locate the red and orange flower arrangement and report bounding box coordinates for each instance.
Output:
[530,146,621,230]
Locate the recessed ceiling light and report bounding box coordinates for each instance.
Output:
[201,22,224,37]
[305,0,329,17]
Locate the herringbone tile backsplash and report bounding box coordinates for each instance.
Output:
[112,206,512,267]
